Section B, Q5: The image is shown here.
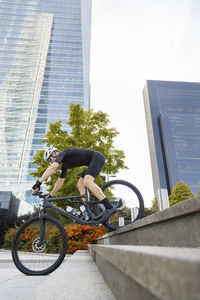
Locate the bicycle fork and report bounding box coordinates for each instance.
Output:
[39,216,46,246]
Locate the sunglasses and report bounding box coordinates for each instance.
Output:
[47,152,57,162]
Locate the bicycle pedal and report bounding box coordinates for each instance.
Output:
[115,199,125,210]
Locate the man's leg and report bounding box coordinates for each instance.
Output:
[83,174,117,223]
[77,177,88,201]
[83,175,106,201]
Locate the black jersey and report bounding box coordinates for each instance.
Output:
[55,148,105,178]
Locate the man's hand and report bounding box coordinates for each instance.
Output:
[32,180,42,194]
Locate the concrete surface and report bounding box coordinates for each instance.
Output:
[98,196,200,247]
[0,249,115,300]
[89,244,200,300]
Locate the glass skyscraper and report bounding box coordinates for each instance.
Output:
[0,0,91,190]
[143,80,200,196]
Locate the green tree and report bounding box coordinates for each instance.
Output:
[169,182,194,206]
[151,196,159,212]
[31,104,128,207]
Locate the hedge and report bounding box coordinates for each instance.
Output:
[3,224,107,254]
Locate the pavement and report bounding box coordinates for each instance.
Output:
[0,249,115,300]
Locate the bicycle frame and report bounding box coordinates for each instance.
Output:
[40,187,102,226]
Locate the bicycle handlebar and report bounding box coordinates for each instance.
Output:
[32,191,46,199]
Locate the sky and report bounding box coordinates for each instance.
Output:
[90,0,200,207]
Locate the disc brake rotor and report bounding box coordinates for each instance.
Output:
[32,237,46,253]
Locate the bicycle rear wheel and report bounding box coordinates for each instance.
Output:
[101,180,144,231]
[12,215,68,275]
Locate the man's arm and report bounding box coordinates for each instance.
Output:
[39,162,59,183]
[32,162,60,194]
[50,177,65,196]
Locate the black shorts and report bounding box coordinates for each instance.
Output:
[79,152,105,178]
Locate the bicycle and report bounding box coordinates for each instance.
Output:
[12,179,144,275]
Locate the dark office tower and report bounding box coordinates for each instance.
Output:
[143,80,200,197]
[0,0,91,189]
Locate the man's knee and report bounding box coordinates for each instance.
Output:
[77,177,84,189]
[84,175,94,188]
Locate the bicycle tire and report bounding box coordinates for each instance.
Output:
[101,179,144,231]
[12,215,68,275]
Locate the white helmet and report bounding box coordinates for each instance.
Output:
[43,147,58,162]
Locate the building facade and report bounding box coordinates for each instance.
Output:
[0,0,91,191]
[143,80,200,197]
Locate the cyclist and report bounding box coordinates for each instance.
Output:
[32,147,117,222]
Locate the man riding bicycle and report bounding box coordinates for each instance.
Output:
[32,147,117,222]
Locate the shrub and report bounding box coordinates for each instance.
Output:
[169,182,194,206]
[3,228,16,249]
[3,223,107,254]
[65,224,107,254]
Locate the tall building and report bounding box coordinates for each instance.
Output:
[0,1,91,191]
[143,80,200,197]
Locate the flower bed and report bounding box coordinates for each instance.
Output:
[3,224,107,254]
[65,224,106,254]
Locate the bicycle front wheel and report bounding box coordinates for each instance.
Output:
[101,180,144,231]
[12,215,68,275]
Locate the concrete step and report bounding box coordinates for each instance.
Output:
[89,244,200,300]
[0,250,115,300]
[99,196,200,247]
